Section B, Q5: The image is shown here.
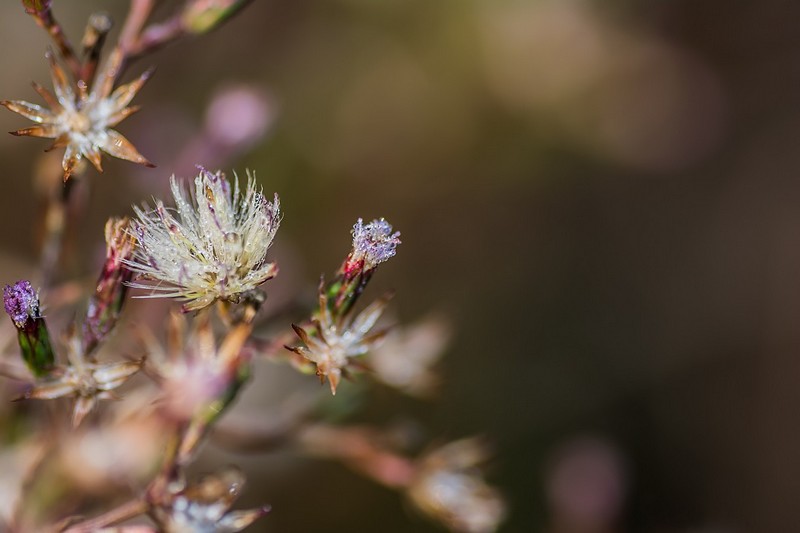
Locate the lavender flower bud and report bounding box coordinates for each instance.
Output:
[350,218,401,273]
[3,280,55,377]
[324,218,401,319]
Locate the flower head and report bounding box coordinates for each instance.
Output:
[125,168,281,312]
[4,280,55,377]
[16,325,142,427]
[288,290,391,394]
[368,315,450,397]
[348,218,401,273]
[408,439,506,533]
[150,467,269,533]
[3,280,39,329]
[1,49,153,180]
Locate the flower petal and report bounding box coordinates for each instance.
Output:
[10,125,58,138]
[100,129,154,166]
[1,99,54,123]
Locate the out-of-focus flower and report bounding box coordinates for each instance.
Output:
[408,438,506,533]
[16,325,142,427]
[125,168,281,312]
[368,315,450,397]
[288,290,391,395]
[140,311,252,464]
[1,50,153,180]
[181,0,255,35]
[346,218,401,275]
[205,85,274,150]
[545,437,627,532]
[59,416,166,493]
[3,280,55,377]
[149,467,269,533]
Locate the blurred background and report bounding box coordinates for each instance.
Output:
[0,0,798,531]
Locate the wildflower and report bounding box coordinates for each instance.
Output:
[407,438,506,533]
[125,168,281,312]
[16,325,142,427]
[149,467,269,533]
[346,218,401,275]
[140,311,252,464]
[288,290,391,395]
[368,315,450,397]
[3,280,55,377]
[1,49,153,180]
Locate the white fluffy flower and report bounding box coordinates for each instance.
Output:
[125,168,280,311]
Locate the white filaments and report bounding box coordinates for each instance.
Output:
[125,168,281,311]
[351,218,401,270]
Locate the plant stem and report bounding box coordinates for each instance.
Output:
[62,498,148,533]
[29,8,82,82]
[39,177,74,290]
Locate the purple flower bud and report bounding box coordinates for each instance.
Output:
[351,218,401,271]
[4,280,39,329]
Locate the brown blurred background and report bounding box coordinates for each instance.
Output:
[1,0,800,531]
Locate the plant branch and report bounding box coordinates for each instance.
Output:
[61,498,148,533]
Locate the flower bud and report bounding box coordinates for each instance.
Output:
[22,0,52,17]
[324,218,400,319]
[83,217,135,353]
[3,280,55,377]
[181,0,251,35]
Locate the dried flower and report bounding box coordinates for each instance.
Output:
[368,315,450,397]
[347,218,401,274]
[141,311,252,464]
[3,280,55,377]
[125,168,281,312]
[1,49,153,180]
[408,439,506,533]
[288,290,391,395]
[16,326,142,427]
[150,467,269,533]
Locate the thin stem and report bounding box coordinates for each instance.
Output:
[79,12,113,86]
[39,177,75,290]
[62,498,148,533]
[128,15,185,60]
[119,0,155,53]
[27,8,82,81]
[112,0,156,81]
[298,425,416,489]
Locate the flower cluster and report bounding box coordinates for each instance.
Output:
[0,1,508,529]
[125,168,281,312]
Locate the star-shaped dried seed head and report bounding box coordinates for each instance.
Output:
[150,467,269,533]
[1,49,153,180]
[288,289,391,394]
[16,326,142,426]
